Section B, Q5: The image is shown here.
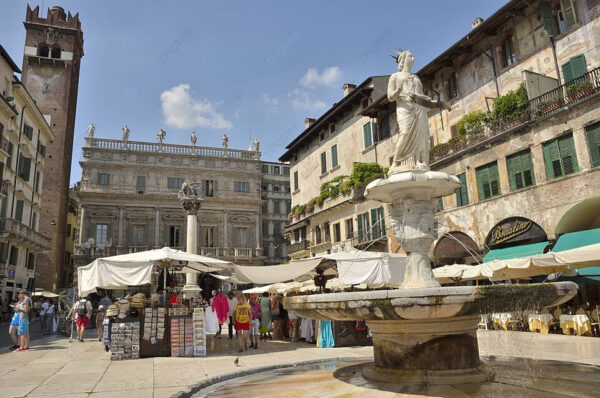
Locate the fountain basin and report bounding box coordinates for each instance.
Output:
[284,282,577,384]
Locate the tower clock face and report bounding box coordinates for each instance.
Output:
[41,65,53,77]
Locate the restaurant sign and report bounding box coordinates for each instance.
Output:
[486,217,546,248]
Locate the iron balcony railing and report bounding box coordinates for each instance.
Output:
[287,240,311,254]
[430,66,600,165]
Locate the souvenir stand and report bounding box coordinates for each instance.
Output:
[78,247,232,360]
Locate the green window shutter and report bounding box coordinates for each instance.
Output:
[559,134,578,174]
[523,150,536,187]
[437,197,444,212]
[381,117,390,139]
[543,140,561,179]
[490,163,500,196]
[22,157,31,182]
[570,55,587,80]
[0,242,8,263]
[24,125,33,140]
[455,173,468,206]
[363,122,372,148]
[372,121,379,143]
[378,207,386,237]
[507,154,522,191]
[7,142,13,170]
[562,61,574,84]
[0,197,7,218]
[586,123,600,168]
[371,208,378,238]
[476,167,486,201]
[540,2,556,37]
[331,145,338,168]
[320,152,327,174]
[357,214,363,242]
[560,0,576,29]
[15,200,24,222]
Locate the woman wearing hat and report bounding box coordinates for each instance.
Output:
[96,305,105,341]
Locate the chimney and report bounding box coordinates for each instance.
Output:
[304,118,316,129]
[472,17,484,30]
[343,83,357,97]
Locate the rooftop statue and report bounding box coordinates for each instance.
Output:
[387,50,451,174]
[86,123,95,138]
[190,131,197,146]
[222,134,228,148]
[122,125,130,141]
[157,129,167,144]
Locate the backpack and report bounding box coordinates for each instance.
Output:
[76,300,88,317]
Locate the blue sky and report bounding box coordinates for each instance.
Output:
[2,1,506,185]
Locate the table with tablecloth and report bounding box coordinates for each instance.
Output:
[528,313,553,334]
[492,313,513,331]
[559,314,592,336]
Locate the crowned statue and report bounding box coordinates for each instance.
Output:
[387,50,450,174]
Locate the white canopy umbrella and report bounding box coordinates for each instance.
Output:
[104,247,233,272]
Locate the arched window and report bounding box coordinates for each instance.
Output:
[39,46,49,57]
[51,46,61,59]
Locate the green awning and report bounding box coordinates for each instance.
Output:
[482,241,550,263]
[578,266,600,276]
[552,227,600,252]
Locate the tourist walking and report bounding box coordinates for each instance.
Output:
[249,294,262,349]
[259,292,272,340]
[233,294,251,352]
[71,296,92,342]
[15,290,31,351]
[96,306,105,341]
[44,299,56,335]
[8,300,20,350]
[40,299,49,333]
[271,294,285,340]
[226,292,238,339]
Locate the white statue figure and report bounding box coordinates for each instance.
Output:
[222,134,229,148]
[87,123,95,138]
[157,129,166,144]
[122,125,130,141]
[387,50,450,174]
[190,131,197,146]
[252,137,260,151]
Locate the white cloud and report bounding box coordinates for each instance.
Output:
[261,93,279,106]
[288,88,327,111]
[299,66,342,88]
[234,110,240,119]
[160,84,232,130]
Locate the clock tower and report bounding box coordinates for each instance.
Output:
[21,5,84,291]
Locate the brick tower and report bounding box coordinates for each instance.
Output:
[21,5,83,291]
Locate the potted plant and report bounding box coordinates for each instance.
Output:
[566,80,594,102]
[537,99,562,115]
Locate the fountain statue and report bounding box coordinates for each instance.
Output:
[283,51,578,388]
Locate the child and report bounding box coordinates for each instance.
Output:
[233,294,251,353]
[249,294,262,349]
[96,305,105,341]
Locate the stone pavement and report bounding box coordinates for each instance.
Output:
[0,329,598,398]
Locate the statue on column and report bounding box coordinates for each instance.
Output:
[87,123,95,138]
[387,50,450,174]
[190,131,197,146]
[157,129,167,144]
[122,125,130,141]
[221,134,229,148]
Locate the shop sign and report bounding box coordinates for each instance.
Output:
[486,217,546,248]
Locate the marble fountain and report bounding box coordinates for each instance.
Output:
[190,51,598,397]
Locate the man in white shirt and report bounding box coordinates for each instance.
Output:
[226,292,238,339]
[44,300,55,335]
[40,299,49,333]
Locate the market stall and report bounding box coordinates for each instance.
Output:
[78,247,231,360]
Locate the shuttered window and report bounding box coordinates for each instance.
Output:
[27,253,35,270]
[7,142,13,170]
[562,54,587,84]
[448,74,458,99]
[540,1,556,37]
[9,246,18,266]
[136,176,146,194]
[437,197,444,212]
[586,122,600,168]
[357,212,370,243]
[506,150,536,191]
[23,125,33,140]
[455,173,469,207]
[15,200,24,222]
[558,0,577,32]
[543,133,579,179]
[501,36,516,67]
[363,122,372,148]
[379,116,390,139]
[370,206,386,239]
[320,152,327,174]
[293,171,298,191]
[331,145,338,168]
[476,162,501,200]
[18,155,31,182]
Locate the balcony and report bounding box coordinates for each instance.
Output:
[430,66,600,166]
[288,240,310,254]
[0,137,10,155]
[0,217,51,251]
[0,180,10,197]
[309,240,332,254]
[350,229,387,249]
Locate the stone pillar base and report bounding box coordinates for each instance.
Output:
[364,315,485,384]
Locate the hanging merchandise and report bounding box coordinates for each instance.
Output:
[192,307,206,357]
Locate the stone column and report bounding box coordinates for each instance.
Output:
[180,192,203,298]
[117,207,124,247]
[255,213,261,250]
[154,208,160,247]
[223,210,229,252]
[78,206,87,247]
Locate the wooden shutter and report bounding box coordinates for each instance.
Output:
[331,145,338,167]
[558,134,578,174]
[523,150,536,186]
[371,208,378,238]
[507,154,521,191]
[490,163,500,196]
[363,123,372,148]
[15,200,24,222]
[560,0,576,29]
[381,116,390,139]
[541,2,556,36]
[372,121,379,143]
[357,214,363,242]
[587,123,600,168]
[455,173,468,206]
[320,152,327,174]
[570,55,587,80]
[477,167,489,200]
[543,140,561,178]
[0,242,8,262]
[562,61,574,84]
[378,207,386,237]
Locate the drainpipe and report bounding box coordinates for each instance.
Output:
[483,47,501,98]
[550,37,562,84]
